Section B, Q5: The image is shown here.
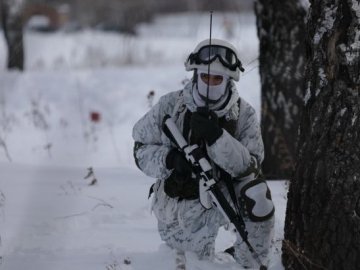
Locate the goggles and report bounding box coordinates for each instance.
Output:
[190,45,244,72]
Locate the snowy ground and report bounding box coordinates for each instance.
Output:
[0,163,287,270]
[0,12,287,269]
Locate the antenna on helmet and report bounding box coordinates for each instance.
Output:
[205,10,213,111]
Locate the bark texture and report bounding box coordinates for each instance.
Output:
[283,0,360,269]
[1,0,25,70]
[255,0,307,179]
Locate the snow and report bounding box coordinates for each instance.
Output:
[313,6,337,45]
[304,86,311,105]
[340,108,347,116]
[0,12,287,270]
[299,0,310,10]
[352,115,357,126]
[352,0,360,19]
[0,163,287,270]
[318,67,326,87]
[26,15,51,29]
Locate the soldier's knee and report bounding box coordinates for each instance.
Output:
[239,179,275,222]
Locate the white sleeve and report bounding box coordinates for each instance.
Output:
[206,102,264,177]
[132,93,176,179]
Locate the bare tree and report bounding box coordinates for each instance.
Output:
[1,0,25,70]
[283,0,360,269]
[255,0,307,179]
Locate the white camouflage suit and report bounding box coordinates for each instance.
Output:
[132,81,275,268]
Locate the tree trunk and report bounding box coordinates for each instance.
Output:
[283,0,360,269]
[255,1,307,179]
[1,0,25,70]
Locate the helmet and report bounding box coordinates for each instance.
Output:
[184,39,244,81]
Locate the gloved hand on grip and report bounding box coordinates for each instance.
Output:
[164,149,198,199]
[166,148,192,179]
[190,110,223,145]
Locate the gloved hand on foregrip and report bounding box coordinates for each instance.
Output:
[190,110,223,145]
[166,148,192,179]
[164,149,197,199]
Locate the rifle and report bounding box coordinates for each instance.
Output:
[162,115,268,270]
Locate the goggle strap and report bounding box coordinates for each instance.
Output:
[188,51,245,72]
[189,47,244,72]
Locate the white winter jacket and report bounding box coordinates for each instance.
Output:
[132,81,264,181]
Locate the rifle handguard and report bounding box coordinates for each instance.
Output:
[163,115,216,209]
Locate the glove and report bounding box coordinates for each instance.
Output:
[166,149,192,178]
[190,110,223,145]
[164,149,197,198]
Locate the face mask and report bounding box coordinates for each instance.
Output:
[195,73,228,103]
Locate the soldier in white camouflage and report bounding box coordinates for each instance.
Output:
[132,39,275,268]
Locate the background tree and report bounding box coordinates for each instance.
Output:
[1,0,25,70]
[283,0,360,269]
[255,0,307,179]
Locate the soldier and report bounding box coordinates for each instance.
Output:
[133,39,275,268]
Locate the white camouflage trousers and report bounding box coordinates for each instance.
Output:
[151,179,275,268]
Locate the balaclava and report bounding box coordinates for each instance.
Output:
[192,70,230,109]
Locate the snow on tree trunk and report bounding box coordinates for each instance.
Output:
[1,0,25,70]
[255,0,307,179]
[283,0,360,269]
